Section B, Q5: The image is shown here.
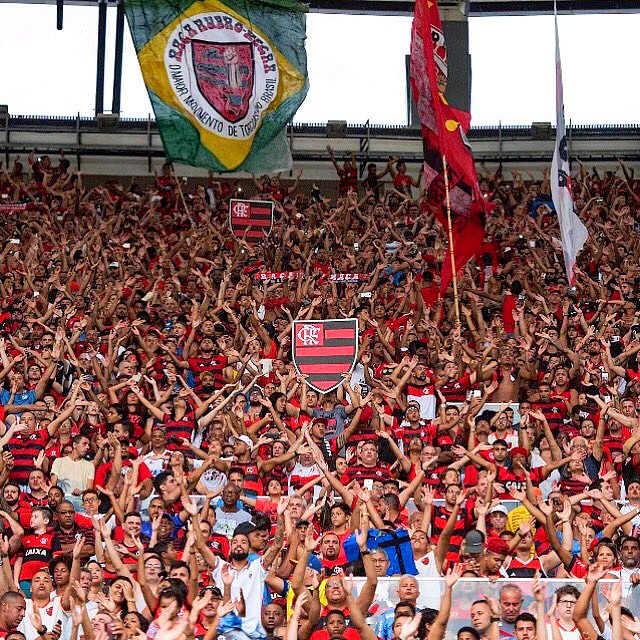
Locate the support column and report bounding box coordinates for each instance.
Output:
[112,0,125,115]
[441,4,471,113]
[95,0,108,116]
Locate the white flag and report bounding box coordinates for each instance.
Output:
[550,8,588,284]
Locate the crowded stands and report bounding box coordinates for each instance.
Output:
[0,149,639,640]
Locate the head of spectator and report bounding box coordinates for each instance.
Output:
[0,592,26,631]
[499,584,523,625]
[514,612,537,640]
[480,537,509,577]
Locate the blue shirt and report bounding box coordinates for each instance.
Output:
[0,388,36,407]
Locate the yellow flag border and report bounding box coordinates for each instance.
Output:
[137,0,305,169]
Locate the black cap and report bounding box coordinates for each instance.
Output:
[200,586,223,599]
[233,521,256,537]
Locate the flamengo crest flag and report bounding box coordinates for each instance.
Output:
[123,0,309,173]
[229,198,274,243]
[550,8,588,284]
[409,0,487,294]
[291,319,358,394]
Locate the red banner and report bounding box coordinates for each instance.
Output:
[410,0,488,294]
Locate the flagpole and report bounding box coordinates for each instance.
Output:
[441,154,461,325]
[172,167,190,216]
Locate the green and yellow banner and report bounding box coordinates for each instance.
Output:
[123,0,309,172]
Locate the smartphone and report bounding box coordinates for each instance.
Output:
[33,291,39,298]
[528,240,536,248]
[363,479,373,491]
[473,390,482,398]
[122,243,131,249]
[9,239,19,245]
[360,292,372,298]
[466,390,473,402]
[354,243,359,251]
[602,372,609,382]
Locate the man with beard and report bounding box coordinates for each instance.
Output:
[318,532,344,572]
[211,498,288,639]
[620,536,640,598]
[213,484,251,539]
[2,483,31,530]
[187,336,239,390]
[46,486,64,514]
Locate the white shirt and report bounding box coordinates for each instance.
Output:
[546,621,581,640]
[212,558,266,637]
[414,550,441,578]
[19,596,70,640]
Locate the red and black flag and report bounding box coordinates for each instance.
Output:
[229,199,274,244]
[409,0,488,294]
[291,318,358,394]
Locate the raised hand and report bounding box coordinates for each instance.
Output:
[221,563,235,586]
[304,525,320,552]
[444,563,463,588]
[532,570,546,602]
[586,562,607,584]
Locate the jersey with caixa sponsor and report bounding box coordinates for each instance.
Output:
[19,532,62,580]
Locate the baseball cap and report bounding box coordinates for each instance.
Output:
[489,504,509,516]
[233,521,256,537]
[200,586,223,599]
[485,536,510,557]
[510,447,529,459]
[307,555,322,573]
[230,435,253,448]
[463,529,485,554]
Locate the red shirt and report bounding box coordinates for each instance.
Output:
[94,459,152,489]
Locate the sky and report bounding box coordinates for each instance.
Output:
[1,5,639,126]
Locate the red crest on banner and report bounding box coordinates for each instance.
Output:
[229,199,274,244]
[192,40,254,123]
[292,319,358,394]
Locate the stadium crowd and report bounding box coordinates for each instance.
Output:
[0,148,638,640]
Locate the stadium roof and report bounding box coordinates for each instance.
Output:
[309,1,640,15]
[3,0,640,15]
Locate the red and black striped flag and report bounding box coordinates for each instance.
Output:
[229,199,274,244]
[291,318,358,394]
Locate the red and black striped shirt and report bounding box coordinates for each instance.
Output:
[430,502,474,562]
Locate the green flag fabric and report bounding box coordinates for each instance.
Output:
[123,0,309,173]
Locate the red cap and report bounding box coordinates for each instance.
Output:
[485,537,510,556]
[510,447,530,459]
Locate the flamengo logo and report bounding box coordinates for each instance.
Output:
[165,12,279,140]
[232,201,250,217]
[292,319,358,394]
[296,325,321,346]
